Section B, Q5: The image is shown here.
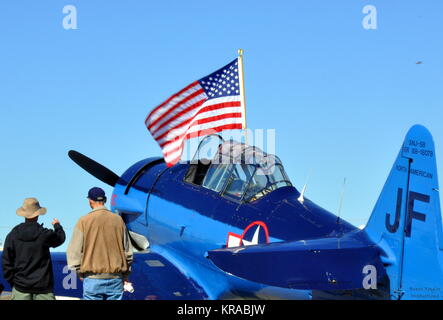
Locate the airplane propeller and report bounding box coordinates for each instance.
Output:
[68,150,120,187]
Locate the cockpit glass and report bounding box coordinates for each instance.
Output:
[202,163,231,193]
[200,142,291,201]
[188,138,292,201]
[224,164,254,198]
[243,160,291,201]
[191,134,224,164]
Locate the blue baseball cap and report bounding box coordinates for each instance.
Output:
[87,187,107,202]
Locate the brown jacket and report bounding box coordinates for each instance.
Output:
[67,207,133,279]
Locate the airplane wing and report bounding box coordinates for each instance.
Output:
[207,232,387,291]
[0,250,11,299]
[0,251,208,300]
[122,251,209,300]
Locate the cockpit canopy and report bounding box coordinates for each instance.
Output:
[184,135,292,202]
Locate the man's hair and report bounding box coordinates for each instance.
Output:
[90,199,106,205]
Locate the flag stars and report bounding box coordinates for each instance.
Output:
[199,59,240,99]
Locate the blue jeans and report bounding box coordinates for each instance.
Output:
[83,278,124,300]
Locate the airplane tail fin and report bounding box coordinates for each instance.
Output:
[364,125,443,299]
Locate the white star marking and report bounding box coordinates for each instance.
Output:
[241,226,261,246]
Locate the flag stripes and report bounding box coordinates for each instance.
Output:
[145,59,244,166]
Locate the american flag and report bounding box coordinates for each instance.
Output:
[145,58,245,167]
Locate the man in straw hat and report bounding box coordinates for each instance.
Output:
[2,197,65,300]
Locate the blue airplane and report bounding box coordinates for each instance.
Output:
[1,124,442,300]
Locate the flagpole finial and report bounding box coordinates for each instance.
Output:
[238,49,244,56]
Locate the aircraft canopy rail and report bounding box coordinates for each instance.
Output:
[186,136,292,202]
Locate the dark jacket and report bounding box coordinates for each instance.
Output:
[1,221,65,294]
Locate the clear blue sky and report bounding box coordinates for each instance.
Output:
[0,0,442,250]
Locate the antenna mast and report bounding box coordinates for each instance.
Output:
[336,178,347,224]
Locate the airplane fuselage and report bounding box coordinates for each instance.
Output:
[112,158,360,299]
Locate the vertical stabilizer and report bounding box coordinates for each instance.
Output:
[365,125,443,299]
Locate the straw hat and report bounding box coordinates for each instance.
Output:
[16,198,47,219]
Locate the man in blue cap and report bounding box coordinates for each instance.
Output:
[67,187,133,300]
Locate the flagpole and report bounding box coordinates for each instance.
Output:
[237,49,248,145]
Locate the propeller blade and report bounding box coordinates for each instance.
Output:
[68,150,120,187]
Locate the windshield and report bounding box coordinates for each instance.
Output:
[222,158,291,201]
[200,141,292,202]
[243,160,291,201]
